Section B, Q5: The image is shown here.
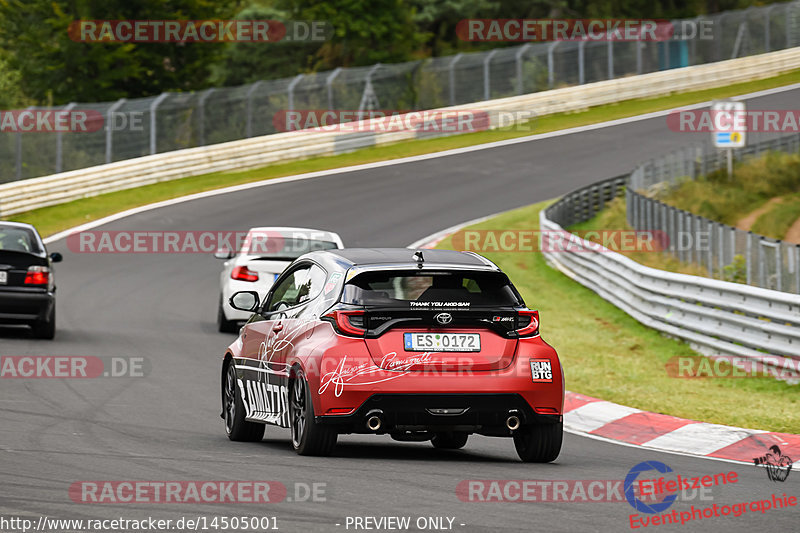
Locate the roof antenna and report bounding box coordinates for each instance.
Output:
[413,250,424,269]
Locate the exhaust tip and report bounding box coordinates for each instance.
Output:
[506,415,521,431]
[367,416,382,431]
[365,409,384,432]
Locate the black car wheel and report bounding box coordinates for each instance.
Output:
[31,305,55,340]
[431,431,469,450]
[290,370,337,456]
[217,296,239,333]
[223,364,265,442]
[513,421,563,463]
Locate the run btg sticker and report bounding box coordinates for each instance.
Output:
[530,359,553,382]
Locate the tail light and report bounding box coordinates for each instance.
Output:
[513,310,539,337]
[323,310,366,337]
[24,266,50,285]
[231,266,259,282]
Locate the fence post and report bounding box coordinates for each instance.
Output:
[198,88,215,146]
[636,42,643,74]
[57,102,76,173]
[323,68,342,111]
[149,93,169,155]
[245,81,264,138]
[15,106,34,180]
[547,43,559,88]
[796,245,800,294]
[607,41,614,79]
[578,41,586,84]
[448,54,463,106]
[788,3,793,49]
[707,219,713,277]
[718,224,725,278]
[287,74,305,112]
[515,44,532,94]
[105,99,126,164]
[765,6,775,52]
[483,50,499,100]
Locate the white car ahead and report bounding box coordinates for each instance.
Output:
[215,227,344,332]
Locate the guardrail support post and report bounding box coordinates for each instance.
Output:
[149,93,169,155]
[104,99,126,165]
[483,50,499,101]
[57,102,76,173]
[607,41,614,79]
[578,41,586,84]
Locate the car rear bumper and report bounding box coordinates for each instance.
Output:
[316,393,561,436]
[0,288,54,323]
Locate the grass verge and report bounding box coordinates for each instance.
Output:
[9,69,800,238]
[437,200,799,433]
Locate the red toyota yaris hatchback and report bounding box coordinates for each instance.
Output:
[220,248,564,462]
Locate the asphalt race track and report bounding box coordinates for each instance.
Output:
[2,88,798,533]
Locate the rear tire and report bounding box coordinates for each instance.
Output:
[217,296,238,333]
[290,370,337,456]
[31,305,55,340]
[223,364,265,442]
[431,431,469,450]
[513,422,563,463]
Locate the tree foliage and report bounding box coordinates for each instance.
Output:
[0,0,771,104]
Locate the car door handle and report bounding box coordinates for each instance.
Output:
[272,324,283,332]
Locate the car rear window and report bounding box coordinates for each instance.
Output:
[341,270,522,307]
[0,226,41,254]
[241,236,339,260]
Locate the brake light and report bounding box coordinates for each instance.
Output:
[323,310,366,337]
[514,310,539,337]
[24,266,50,285]
[231,266,259,282]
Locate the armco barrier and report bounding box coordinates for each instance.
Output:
[2,47,800,217]
[540,176,800,382]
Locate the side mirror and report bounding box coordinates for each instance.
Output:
[50,252,63,263]
[214,248,234,260]
[229,291,260,312]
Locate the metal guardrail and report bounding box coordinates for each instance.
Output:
[1,0,798,183]
[540,172,800,381]
[2,47,800,218]
[629,132,800,293]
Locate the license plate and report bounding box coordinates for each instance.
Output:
[0,271,6,284]
[404,332,480,352]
